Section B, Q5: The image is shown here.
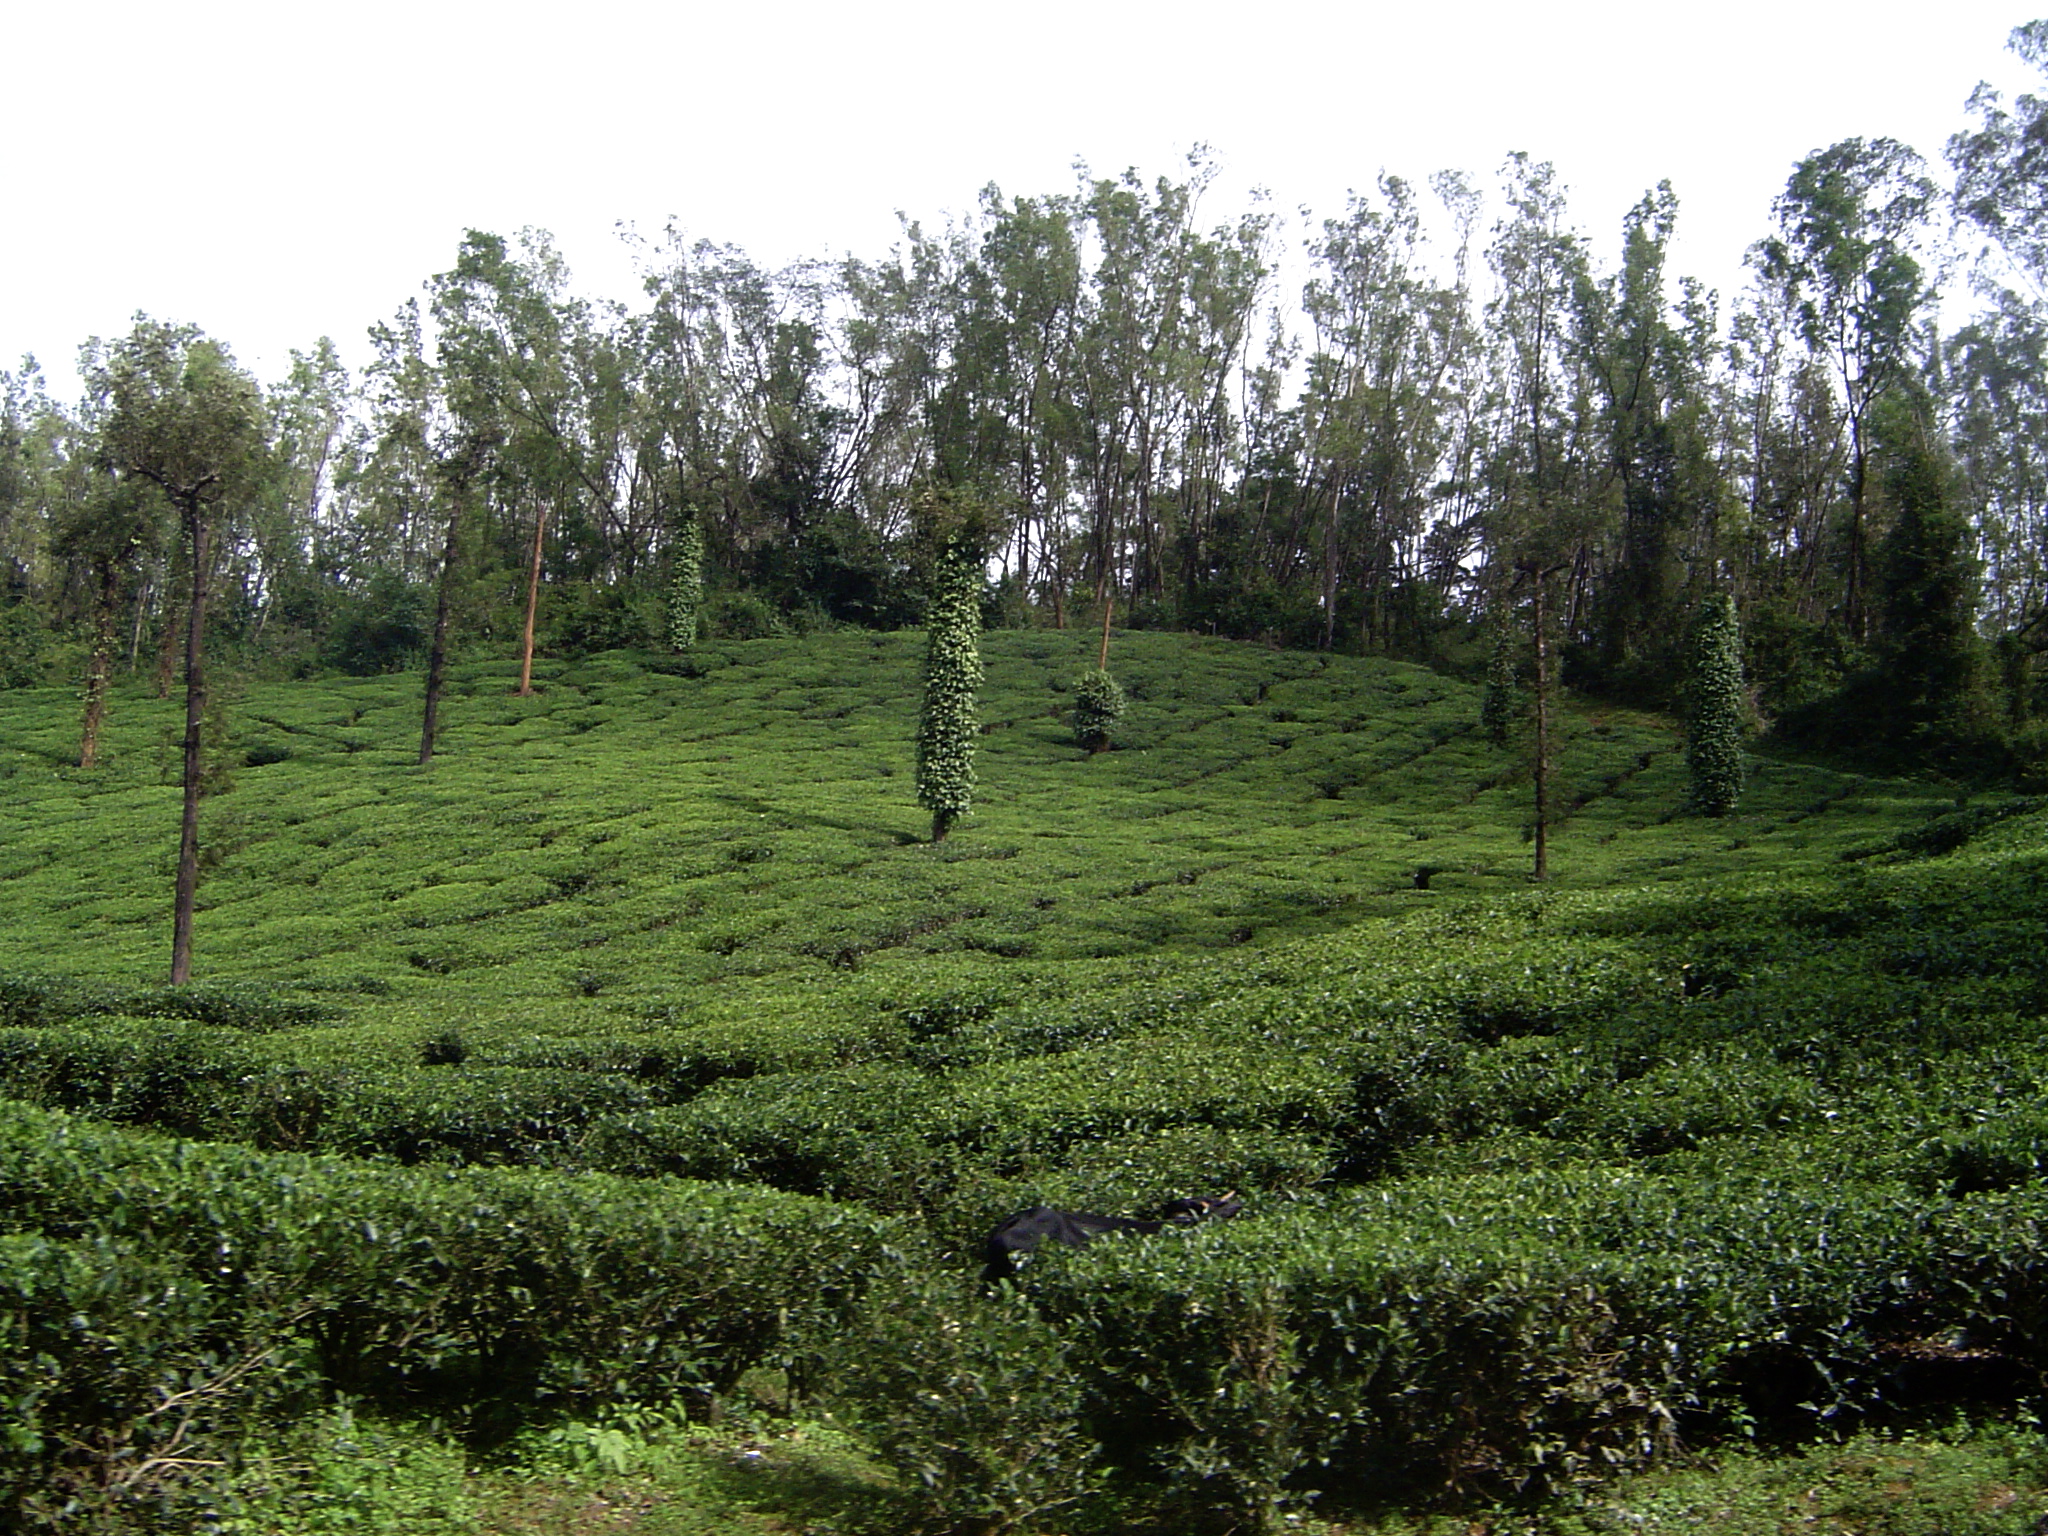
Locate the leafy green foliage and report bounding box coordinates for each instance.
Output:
[666,512,703,652]
[1480,621,1518,746]
[831,1275,1099,1535]
[0,1099,903,1527]
[1687,593,1746,815]
[1071,668,1126,752]
[916,542,982,841]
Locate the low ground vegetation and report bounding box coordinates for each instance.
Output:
[4,631,2047,1531]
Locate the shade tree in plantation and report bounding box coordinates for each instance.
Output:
[1755,138,1938,643]
[1296,174,1472,653]
[1480,617,1519,746]
[1686,591,1747,816]
[21,51,2048,795]
[667,505,703,650]
[914,489,990,843]
[1576,184,1727,704]
[1870,394,1986,755]
[52,471,167,768]
[84,318,266,983]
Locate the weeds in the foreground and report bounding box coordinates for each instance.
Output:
[195,1408,2048,1536]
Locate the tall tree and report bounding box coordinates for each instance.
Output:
[1296,174,1469,654]
[52,471,167,768]
[1950,20,2048,296]
[1577,185,1725,701]
[86,319,265,984]
[1870,395,1983,752]
[1755,138,1937,640]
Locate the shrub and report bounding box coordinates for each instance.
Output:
[830,1273,1099,1535]
[1071,669,1126,753]
[0,1100,904,1524]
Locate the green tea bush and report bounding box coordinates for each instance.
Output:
[0,1028,663,1164]
[1071,668,1127,753]
[830,1273,1100,1536]
[1928,1105,2048,1193]
[0,1021,265,1136]
[0,1228,324,1532]
[0,1100,903,1526]
[1004,1165,2023,1519]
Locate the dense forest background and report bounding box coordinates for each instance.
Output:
[11,22,2048,782]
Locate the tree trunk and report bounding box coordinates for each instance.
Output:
[420,493,463,765]
[78,564,120,770]
[152,546,186,698]
[1530,564,1553,883]
[170,508,210,985]
[1098,591,1114,672]
[517,502,549,696]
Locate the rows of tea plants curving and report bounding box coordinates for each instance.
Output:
[6,630,2044,1531]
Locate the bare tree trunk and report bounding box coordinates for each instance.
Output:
[152,546,186,698]
[1527,562,1554,884]
[420,494,463,765]
[78,566,119,770]
[170,509,210,985]
[517,503,549,696]
[1098,590,1114,672]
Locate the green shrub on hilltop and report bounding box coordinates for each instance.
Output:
[1071,668,1127,753]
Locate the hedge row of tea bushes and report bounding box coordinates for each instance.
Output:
[0,1100,898,1531]
[915,1165,2048,1527]
[18,1095,2048,1533]
[8,817,2048,1208]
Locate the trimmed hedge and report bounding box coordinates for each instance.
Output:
[955,1166,2048,1524]
[0,1100,901,1529]
[0,1024,661,1164]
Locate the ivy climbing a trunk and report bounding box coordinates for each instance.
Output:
[1687,592,1747,816]
[667,510,703,652]
[916,524,985,844]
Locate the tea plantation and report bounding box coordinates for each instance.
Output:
[6,629,2048,1534]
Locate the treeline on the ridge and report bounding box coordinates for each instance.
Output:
[8,24,2048,779]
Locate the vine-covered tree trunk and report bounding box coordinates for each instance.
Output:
[1528,563,1554,882]
[1687,592,1747,816]
[667,511,703,652]
[916,541,982,842]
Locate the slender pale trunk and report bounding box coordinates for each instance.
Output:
[1098,591,1114,672]
[170,508,210,985]
[78,564,120,770]
[420,492,463,765]
[1530,564,1553,884]
[152,546,186,698]
[517,503,549,696]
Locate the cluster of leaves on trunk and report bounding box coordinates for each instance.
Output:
[1480,620,1519,746]
[1686,591,1747,816]
[916,535,983,843]
[666,511,703,652]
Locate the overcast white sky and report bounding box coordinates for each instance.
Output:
[8,1,2040,397]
